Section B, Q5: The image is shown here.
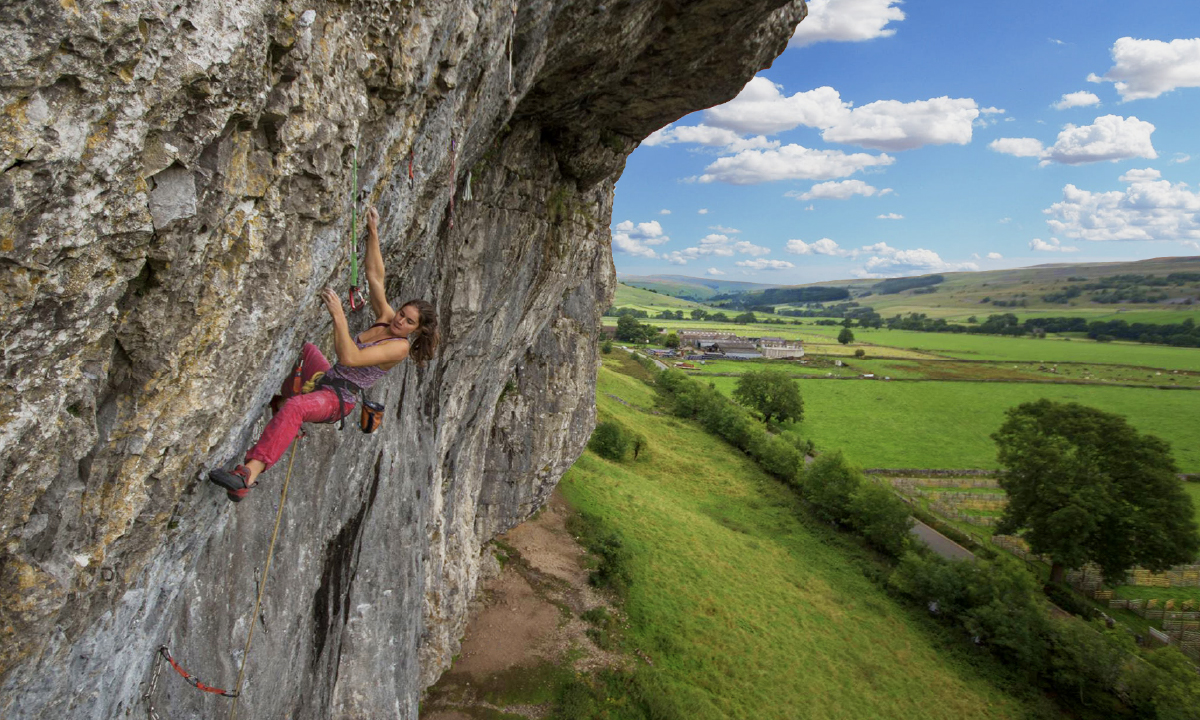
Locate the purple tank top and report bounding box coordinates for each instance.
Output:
[321,324,408,403]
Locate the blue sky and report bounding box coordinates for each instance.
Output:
[610,0,1200,284]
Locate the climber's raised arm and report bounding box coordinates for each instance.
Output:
[363,207,395,322]
[321,288,409,367]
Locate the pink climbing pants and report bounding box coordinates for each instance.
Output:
[245,343,354,471]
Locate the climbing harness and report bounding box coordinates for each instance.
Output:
[146,439,301,719]
[228,437,301,720]
[345,147,362,312]
[314,375,385,434]
[448,138,457,229]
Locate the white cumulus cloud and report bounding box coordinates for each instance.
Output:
[1030,237,1079,252]
[785,238,844,256]
[736,258,796,270]
[788,179,891,200]
[987,252,1003,259]
[1089,37,1200,101]
[709,225,741,234]
[877,213,904,219]
[705,78,981,151]
[989,137,1045,157]
[707,267,726,276]
[859,244,979,276]
[698,208,709,214]
[990,115,1157,165]
[733,241,771,256]
[643,123,780,152]
[659,209,671,215]
[697,144,894,184]
[706,80,850,135]
[1044,171,1200,243]
[1053,91,1101,109]
[790,0,905,47]
[662,234,745,265]
[824,96,981,150]
[611,220,670,258]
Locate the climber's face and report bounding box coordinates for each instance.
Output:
[391,305,420,337]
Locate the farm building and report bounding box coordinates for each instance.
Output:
[760,338,805,359]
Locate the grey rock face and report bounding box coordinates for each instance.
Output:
[0,0,804,717]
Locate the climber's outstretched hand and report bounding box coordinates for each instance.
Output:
[321,287,346,324]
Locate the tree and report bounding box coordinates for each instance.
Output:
[734,312,757,324]
[589,420,630,461]
[615,314,643,342]
[992,400,1199,583]
[732,369,804,424]
[853,348,865,358]
[837,327,855,345]
[799,450,861,523]
[664,332,680,349]
[601,339,613,354]
[847,480,912,557]
[690,309,708,320]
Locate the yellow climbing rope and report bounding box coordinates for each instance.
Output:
[228,437,300,720]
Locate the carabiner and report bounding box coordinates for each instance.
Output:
[348,285,366,311]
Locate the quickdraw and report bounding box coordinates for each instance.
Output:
[157,645,239,698]
[408,147,415,190]
[146,439,302,719]
[464,169,473,202]
[347,146,365,311]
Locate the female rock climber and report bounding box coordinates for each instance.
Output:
[209,207,439,501]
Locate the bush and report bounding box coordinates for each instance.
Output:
[567,512,634,597]
[589,420,631,461]
[889,552,1051,674]
[601,339,613,354]
[1047,618,1128,709]
[799,451,862,523]
[1042,582,1097,620]
[733,368,804,423]
[854,348,866,358]
[847,480,913,557]
[1123,645,1200,720]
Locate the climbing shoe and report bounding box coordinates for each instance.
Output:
[209,465,253,502]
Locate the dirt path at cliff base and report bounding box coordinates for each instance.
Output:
[421,490,625,720]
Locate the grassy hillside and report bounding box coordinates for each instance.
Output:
[556,356,1058,719]
[611,283,715,313]
[619,275,774,300]
[623,257,1200,324]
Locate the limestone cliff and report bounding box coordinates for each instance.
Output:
[0,0,804,717]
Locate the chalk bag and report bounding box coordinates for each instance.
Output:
[360,400,385,434]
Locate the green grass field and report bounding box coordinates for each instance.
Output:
[557,360,1052,719]
[798,327,1200,370]
[700,377,1200,472]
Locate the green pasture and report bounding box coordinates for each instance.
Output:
[703,377,1200,472]
[683,356,1200,388]
[560,366,1044,719]
[616,316,1200,371]
[801,327,1200,370]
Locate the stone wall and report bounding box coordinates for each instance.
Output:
[0,0,804,717]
